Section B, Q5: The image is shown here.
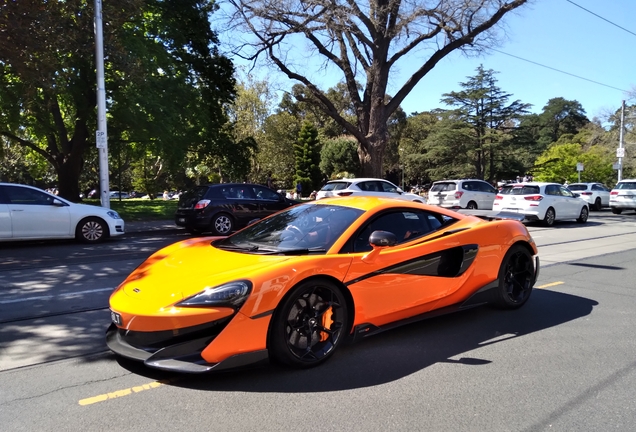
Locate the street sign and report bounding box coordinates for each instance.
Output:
[613,162,621,170]
[616,147,626,158]
[576,162,584,172]
[96,131,107,149]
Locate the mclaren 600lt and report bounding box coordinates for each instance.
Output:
[107,197,539,373]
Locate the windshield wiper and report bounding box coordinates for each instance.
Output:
[215,244,260,252]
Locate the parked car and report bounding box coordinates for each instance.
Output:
[493,182,588,226]
[609,179,636,214]
[108,196,539,372]
[0,183,125,243]
[109,191,130,199]
[175,183,299,235]
[316,178,425,202]
[567,182,610,211]
[428,179,497,210]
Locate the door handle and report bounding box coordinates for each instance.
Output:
[11,209,24,212]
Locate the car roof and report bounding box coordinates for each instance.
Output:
[326,178,393,183]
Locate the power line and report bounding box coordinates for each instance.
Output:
[491,48,630,93]
[565,0,636,38]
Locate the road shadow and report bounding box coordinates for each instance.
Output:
[525,220,604,229]
[114,289,597,392]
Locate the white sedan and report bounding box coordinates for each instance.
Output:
[493,182,589,226]
[0,183,125,243]
[316,178,426,202]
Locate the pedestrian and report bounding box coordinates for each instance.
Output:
[267,172,274,189]
[296,181,302,199]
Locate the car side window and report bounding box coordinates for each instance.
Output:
[545,185,559,196]
[462,182,472,191]
[592,184,604,192]
[379,181,398,193]
[482,182,496,193]
[559,186,574,197]
[352,210,443,253]
[252,186,280,200]
[4,186,55,205]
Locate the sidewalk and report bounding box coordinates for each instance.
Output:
[125,219,183,234]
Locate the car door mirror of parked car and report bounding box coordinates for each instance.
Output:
[52,198,67,206]
[396,187,404,194]
[572,193,580,198]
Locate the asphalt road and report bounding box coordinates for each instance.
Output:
[1,210,636,431]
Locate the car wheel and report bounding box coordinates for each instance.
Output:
[269,279,348,368]
[593,197,602,211]
[466,201,478,210]
[75,217,109,243]
[576,206,589,223]
[211,213,233,236]
[493,244,534,309]
[543,207,556,227]
[611,207,622,215]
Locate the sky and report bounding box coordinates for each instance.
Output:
[395,0,636,119]
[222,0,636,122]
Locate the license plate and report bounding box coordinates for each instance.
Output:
[111,310,122,326]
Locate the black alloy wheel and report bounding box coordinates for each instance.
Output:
[270,279,348,368]
[543,207,556,227]
[576,206,589,223]
[494,245,534,309]
[76,217,108,243]
[211,213,234,236]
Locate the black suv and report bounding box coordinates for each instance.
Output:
[175,183,299,235]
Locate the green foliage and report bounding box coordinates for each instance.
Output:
[294,121,322,195]
[320,137,360,179]
[532,142,614,185]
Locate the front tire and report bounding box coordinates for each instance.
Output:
[76,217,108,243]
[466,201,478,210]
[493,244,535,309]
[211,213,234,236]
[269,279,348,368]
[611,207,623,215]
[576,206,589,223]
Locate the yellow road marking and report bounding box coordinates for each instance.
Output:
[79,380,169,406]
[536,281,564,289]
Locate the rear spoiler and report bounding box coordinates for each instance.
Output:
[457,209,526,222]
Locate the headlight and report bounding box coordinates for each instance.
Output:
[107,211,122,220]
[177,280,252,308]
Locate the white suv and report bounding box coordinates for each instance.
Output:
[428,179,497,210]
[609,179,636,214]
[567,182,610,211]
[316,178,425,202]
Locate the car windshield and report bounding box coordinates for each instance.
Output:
[615,182,636,190]
[499,185,541,195]
[567,184,588,191]
[215,203,364,254]
[430,182,456,192]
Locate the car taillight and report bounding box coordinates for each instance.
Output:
[454,191,463,199]
[524,195,543,201]
[495,195,503,200]
[581,192,592,195]
[610,191,618,195]
[194,199,210,209]
[337,191,353,197]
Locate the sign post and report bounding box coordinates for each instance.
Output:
[576,162,584,183]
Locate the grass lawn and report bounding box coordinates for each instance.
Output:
[83,198,177,221]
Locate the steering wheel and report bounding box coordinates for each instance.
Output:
[283,225,304,241]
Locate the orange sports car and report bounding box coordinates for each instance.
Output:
[107,197,539,373]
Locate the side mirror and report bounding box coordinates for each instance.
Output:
[369,230,397,247]
[396,187,404,194]
[573,193,580,198]
[52,198,66,207]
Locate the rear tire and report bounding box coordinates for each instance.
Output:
[466,201,478,210]
[576,206,589,223]
[76,217,109,243]
[543,207,556,227]
[611,207,622,215]
[493,244,534,309]
[211,213,234,236]
[269,279,348,368]
[593,197,602,211]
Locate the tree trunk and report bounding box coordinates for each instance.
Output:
[56,150,84,202]
[358,131,387,177]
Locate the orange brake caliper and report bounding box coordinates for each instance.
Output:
[320,307,333,341]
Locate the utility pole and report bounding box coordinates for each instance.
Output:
[618,100,625,182]
[94,0,110,208]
